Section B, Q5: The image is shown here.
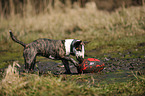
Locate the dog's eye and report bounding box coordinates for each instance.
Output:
[76,47,81,51]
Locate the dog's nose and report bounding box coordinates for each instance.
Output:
[77,56,83,60]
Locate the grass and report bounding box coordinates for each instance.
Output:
[0,1,145,96]
[0,62,145,96]
[0,3,145,51]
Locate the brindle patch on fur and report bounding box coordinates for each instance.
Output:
[23,39,66,70]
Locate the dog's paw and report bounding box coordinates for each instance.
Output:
[74,62,79,67]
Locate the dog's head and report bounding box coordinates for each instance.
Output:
[71,40,84,58]
[65,39,89,62]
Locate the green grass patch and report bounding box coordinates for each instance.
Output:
[0,50,23,68]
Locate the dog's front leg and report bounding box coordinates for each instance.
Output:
[62,57,79,67]
[62,59,71,74]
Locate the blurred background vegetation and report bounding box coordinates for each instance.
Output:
[0,0,144,17]
[0,0,144,51]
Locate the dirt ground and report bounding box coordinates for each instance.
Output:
[0,48,144,84]
[14,50,144,78]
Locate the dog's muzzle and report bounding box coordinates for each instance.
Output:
[73,45,84,59]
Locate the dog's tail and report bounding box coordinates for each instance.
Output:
[9,30,26,47]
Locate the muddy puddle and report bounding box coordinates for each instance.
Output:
[0,47,145,84]
[17,49,144,84]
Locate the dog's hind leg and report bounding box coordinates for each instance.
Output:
[24,55,36,72]
[62,59,71,74]
[29,57,36,71]
[23,48,37,72]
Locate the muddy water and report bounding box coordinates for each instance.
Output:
[13,47,143,84]
[0,47,145,84]
[85,48,145,84]
[17,61,79,75]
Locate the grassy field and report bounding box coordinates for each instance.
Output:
[0,2,145,96]
[0,62,145,96]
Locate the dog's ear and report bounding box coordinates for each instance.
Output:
[73,41,84,51]
[83,41,90,45]
[74,41,82,47]
[74,41,90,46]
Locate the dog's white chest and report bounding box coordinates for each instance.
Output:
[65,39,74,56]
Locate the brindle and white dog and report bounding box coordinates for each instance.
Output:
[9,30,87,74]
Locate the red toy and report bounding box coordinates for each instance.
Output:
[77,58,105,73]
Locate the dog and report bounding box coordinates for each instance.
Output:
[9,30,87,73]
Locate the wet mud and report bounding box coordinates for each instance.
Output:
[103,57,145,74]
[1,50,145,74]
[17,49,145,76]
[0,47,145,84]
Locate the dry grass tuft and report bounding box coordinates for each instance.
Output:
[0,62,27,95]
